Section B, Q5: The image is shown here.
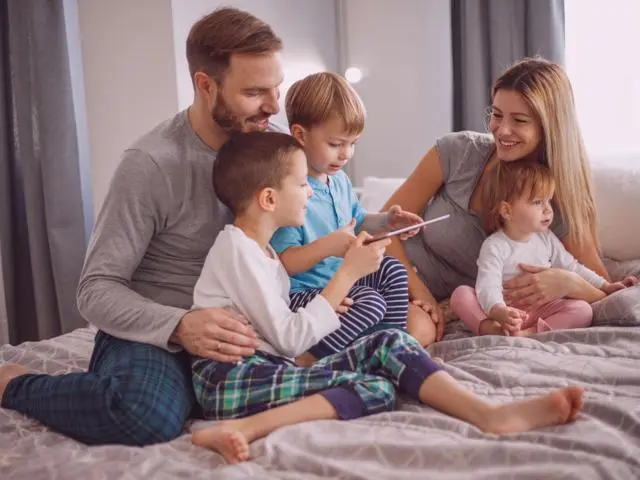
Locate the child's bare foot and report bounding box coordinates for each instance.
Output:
[407,303,437,346]
[514,326,537,337]
[0,364,28,400]
[481,386,584,434]
[478,319,506,336]
[192,420,250,464]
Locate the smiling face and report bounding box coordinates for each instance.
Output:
[489,89,543,163]
[292,116,360,179]
[206,52,284,134]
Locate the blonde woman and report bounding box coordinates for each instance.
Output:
[383,58,612,342]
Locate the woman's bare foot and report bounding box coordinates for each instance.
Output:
[0,364,28,400]
[192,420,250,464]
[407,303,437,346]
[478,319,506,336]
[481,386,584,434]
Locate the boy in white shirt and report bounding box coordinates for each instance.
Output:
[190,131,585,464]
[450,160,636,336]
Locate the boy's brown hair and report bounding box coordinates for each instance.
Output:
[285,72,366,134]
[213,132,302,215]
[483,160,556,234]
[186,7,282,82]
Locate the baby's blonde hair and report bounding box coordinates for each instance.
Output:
[483,161,556,234]
[285,72,366,134]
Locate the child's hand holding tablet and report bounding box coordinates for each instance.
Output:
[364,214,450,245]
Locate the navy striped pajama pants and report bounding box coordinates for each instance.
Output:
[289,256,409,359]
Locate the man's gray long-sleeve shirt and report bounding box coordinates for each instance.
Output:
[77,110,231,350]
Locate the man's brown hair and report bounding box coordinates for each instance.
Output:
[213,132,302,215]
[285,72,366,134]
[483,160,556,234]
[186,7,282,82]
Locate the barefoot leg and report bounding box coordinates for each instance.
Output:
[192,394,337,463]
[0,364,28,401]
[417,371,584,434]
[483,386,584,434]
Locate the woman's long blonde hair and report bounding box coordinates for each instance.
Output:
[492,58,598,249]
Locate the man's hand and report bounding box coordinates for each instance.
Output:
[385,205,424,240]
[172,308,259,362]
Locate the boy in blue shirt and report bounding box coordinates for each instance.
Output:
[271,73,434,364]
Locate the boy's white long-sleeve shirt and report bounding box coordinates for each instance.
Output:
[476,230,607,314]
[192,225,340,359]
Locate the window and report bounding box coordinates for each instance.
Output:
[565,0,640,163]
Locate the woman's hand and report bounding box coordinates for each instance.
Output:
[409,285,445,341]
[602,276,639,295]
[502,264,576,310]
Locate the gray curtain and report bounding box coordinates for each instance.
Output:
[0,0,87,344]
[451,0,565,132]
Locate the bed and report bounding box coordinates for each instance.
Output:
[2,303,640,479]
[2,161,640,479]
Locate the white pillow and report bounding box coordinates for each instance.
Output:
[359,176,405,212]
[359,161,640,261]
[591,161,640,261]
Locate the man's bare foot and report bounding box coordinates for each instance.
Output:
[295,352,317,367]
[481,386,584,434]
[478,319,506,336]
[192,420,250,464]
[407,303,436,347]
[0,364,28,400]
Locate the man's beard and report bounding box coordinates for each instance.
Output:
[212,92,270,134]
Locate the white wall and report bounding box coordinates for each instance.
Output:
[171,0,339,128]
[343,0,452,184]
[76,0,453,211]
[77,0,179,214]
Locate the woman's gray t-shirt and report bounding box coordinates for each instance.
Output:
[402,131,566,301]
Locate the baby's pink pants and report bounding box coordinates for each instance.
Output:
[450,285,593,335]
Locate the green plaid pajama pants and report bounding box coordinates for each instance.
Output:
[192,329,442,420]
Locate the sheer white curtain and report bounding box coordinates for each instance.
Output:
[566,0,640,162]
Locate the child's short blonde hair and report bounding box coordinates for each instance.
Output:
[285,72,366,134]
[483,160,556,234]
